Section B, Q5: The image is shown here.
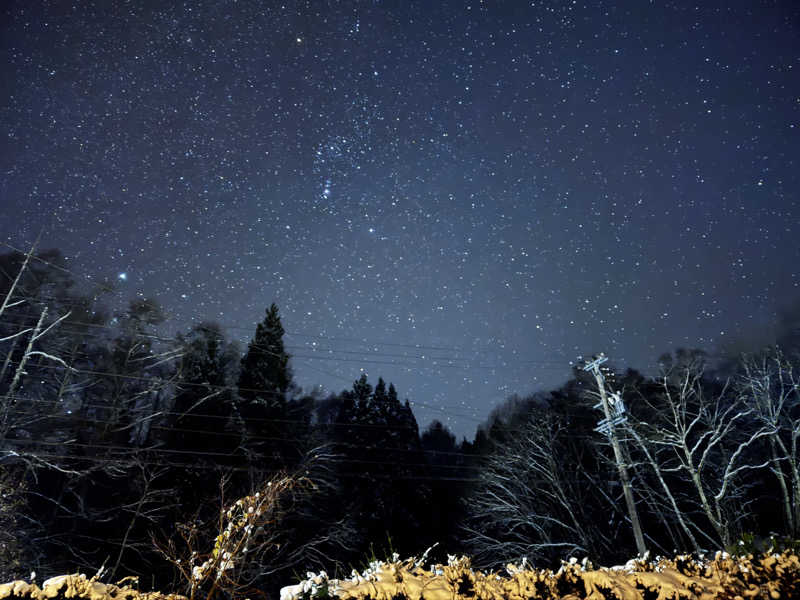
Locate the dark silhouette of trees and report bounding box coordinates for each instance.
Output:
[420,420,471,551]
[167,322,240,457]
[324,374,432,560]
[3,245,799,588]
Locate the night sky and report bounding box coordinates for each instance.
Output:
[1,1,798,438]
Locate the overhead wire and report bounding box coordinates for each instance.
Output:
[4,408,483,458]
[0,305,578,421]
[1,305,725,379]
[2,241,713,442]
[0,311,579,370]
[0,240,744,372]
[0,302,663,430]
[0,241,587,365]
[0,437,486,472]
[1,428,606,478]
[0,354,488,423]
[2,395,463,435]
[1,448,484,483]
[2,385,573,438]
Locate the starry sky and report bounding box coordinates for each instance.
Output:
[1,1,798,438]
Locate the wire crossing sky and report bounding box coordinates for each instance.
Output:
[1,1,798,438]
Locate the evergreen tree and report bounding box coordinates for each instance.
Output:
[156,322,243,552]
[169,321,239,456]
[236,303,293,468]
[421,419,457,460]
[420,419,470,552]
[352,372,373,417]
[329,375,431,558]
[238,303,292,406]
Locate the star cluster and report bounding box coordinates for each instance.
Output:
[1,1,798,437]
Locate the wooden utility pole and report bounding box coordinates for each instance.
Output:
[583,354,647,556]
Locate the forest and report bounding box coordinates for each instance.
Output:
[1,246,800,597]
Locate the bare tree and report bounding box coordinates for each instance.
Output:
[462,411,610,567]
[106,458,176,580]
[2,307,74,430]
[624,353,774,548]
[0,244,84,578]
[737,347,800,536]
[621,421,703,553]
[0,237,38,320]
[0,240,74,437]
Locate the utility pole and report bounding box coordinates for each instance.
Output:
[583,354,647,556]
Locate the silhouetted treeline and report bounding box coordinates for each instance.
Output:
[1,247,799,593]
[0,248,476,589]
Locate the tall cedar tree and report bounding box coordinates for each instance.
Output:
[237,303,293,467]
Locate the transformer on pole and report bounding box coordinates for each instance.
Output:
[583,353,647,556]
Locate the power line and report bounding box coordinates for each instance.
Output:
[0,352,487,423]
[3,402,486,455]
[2,434,605,479]
[3,244,736,438]
[0,309,565,420]
[1,307,736,376]
[0,242,583,364]
[0,313,577,370]
[2,391,477,431]
[0,240,755,374]
[1,438,484,473]
[2,449,484,482]
[2,386,561,437]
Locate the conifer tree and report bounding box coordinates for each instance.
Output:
[238,303,292,407]
[236,303,293,467]
[169,321,239,457]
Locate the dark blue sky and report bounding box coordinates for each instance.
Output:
[2,1,798,438]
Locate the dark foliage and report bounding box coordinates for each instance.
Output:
[2,247,799,591]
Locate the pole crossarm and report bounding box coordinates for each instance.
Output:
[582,352,647,556]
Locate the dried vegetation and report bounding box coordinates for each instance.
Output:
[2,549,799,600]
[0,574,184,600]
[285,550,800,600]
